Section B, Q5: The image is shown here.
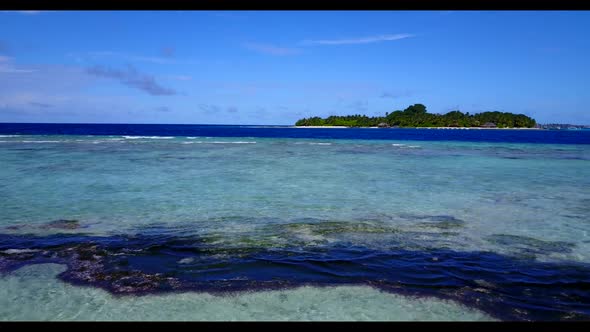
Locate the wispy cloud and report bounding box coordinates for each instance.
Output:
[0,63,140,123]
[0,56,36,73]
[29,102,52,108]
[87,64,176,96]
[243,43,301,56]
[155,106,171,113]
[197,104,239,114]
[71,51,199,65]
[166,75,192,81]
[89,51,178,64]
[302,33,414,46]
[0,92,71,112]
[198,104,221,113]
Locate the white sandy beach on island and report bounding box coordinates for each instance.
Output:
[293,126,543,130]
[292,126,381,129]
[293,126,350,128]
[423,127,543,130]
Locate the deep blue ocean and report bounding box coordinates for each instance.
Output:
[1,123,589,144]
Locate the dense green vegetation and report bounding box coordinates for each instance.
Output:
[295,104,537,128]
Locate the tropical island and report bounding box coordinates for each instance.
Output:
[295,104,537,128]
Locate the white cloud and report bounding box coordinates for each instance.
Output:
[0,56,36,73]
[69,51,200,65]
[0,92,69,110]
[243,43,301,56]
[301,33,414,46]
[0,64,94,113]
[166,75,192,81]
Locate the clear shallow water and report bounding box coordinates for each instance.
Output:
[0,128,589,321]
[0,264,493,321]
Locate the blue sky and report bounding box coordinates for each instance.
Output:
[0,10,589,124]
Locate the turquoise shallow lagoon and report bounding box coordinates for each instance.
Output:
[0,132,589,320]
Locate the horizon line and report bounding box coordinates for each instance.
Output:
[1,121,590,126]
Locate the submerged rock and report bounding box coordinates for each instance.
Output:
[4,219,84,233]
[282,221,399,235]
[41,219,81,230]
[485,234,576,255]
[400,214,466,229]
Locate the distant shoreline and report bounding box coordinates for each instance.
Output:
[293,126,544,130]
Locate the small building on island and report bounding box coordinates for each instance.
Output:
[481,122,497,128]
[377,122,390,128]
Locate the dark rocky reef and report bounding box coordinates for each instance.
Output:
[1,230,590,321]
